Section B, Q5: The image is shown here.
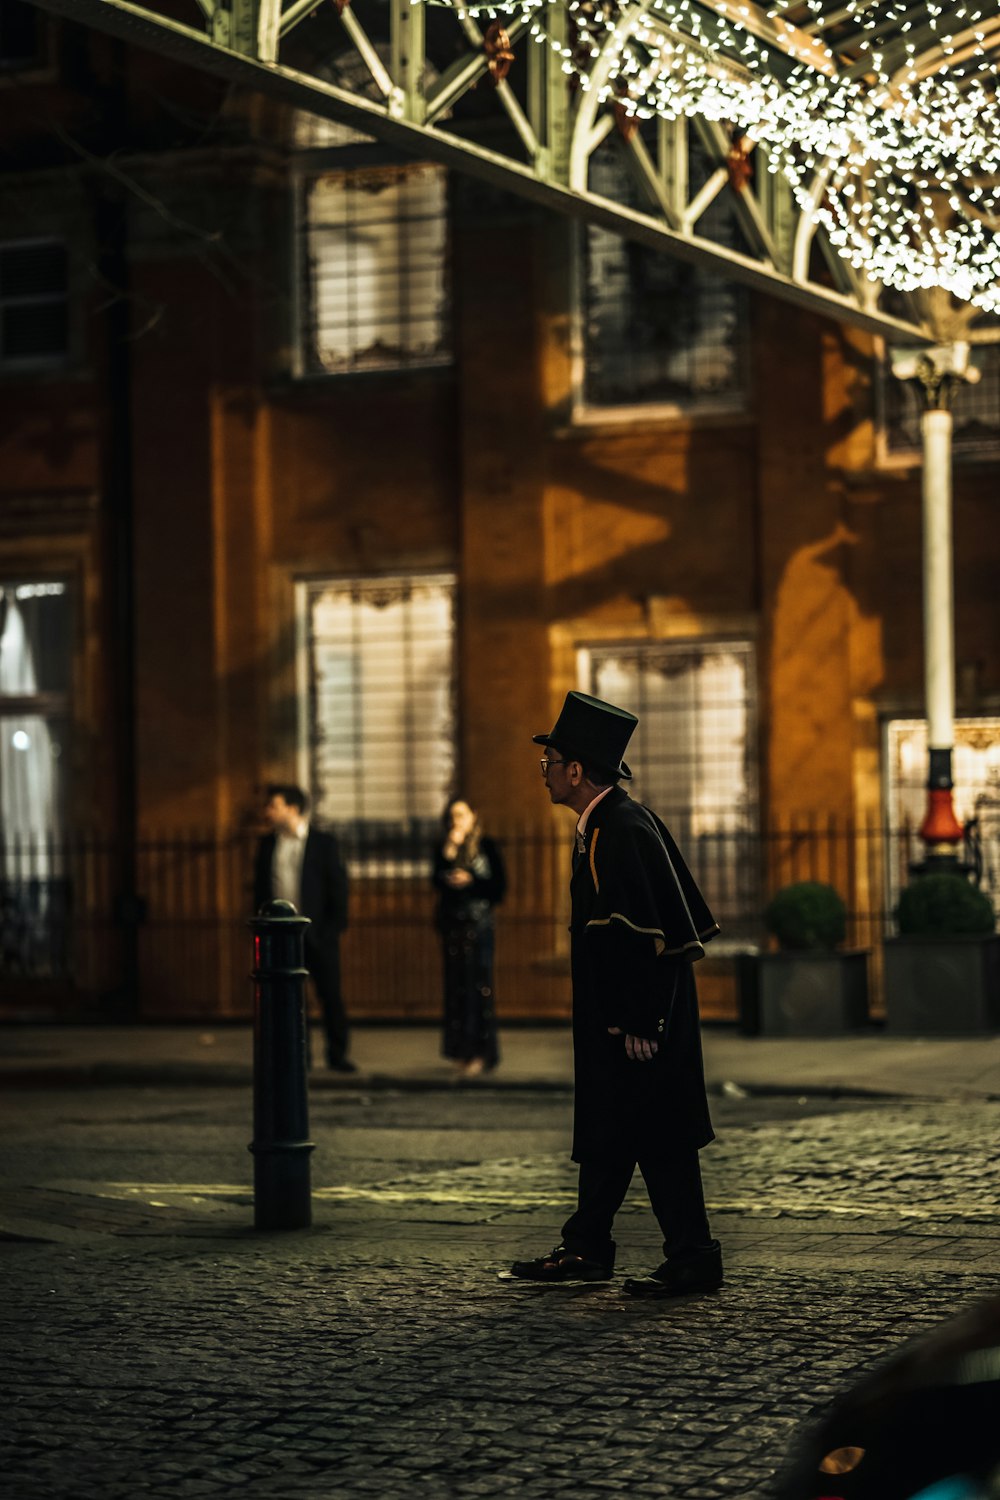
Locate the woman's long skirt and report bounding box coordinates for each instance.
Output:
[441,921,499,1068]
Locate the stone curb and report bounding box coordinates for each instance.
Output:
[0,1064,572,1092]
[0,1062,923,1100]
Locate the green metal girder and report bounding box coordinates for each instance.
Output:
[20,0,933,341]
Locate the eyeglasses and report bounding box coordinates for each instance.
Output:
[539,758,570,774]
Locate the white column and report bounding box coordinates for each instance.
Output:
[921,407,956,754]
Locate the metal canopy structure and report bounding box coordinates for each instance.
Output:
[21,0,1000,342]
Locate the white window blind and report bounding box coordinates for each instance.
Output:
[299,165,450,375]
[582,640,758,836]
[301,575,456,826]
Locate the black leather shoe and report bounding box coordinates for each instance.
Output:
[329,1059,358,1074]
[508,1242,616,1282]
[623,1241,723,1299]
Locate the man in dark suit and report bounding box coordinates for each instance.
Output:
[253,783,354,1073]
[508,692,722,1297]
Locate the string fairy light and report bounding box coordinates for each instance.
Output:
[426,0,1000,312]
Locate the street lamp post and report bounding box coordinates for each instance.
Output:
[890,342,980,872]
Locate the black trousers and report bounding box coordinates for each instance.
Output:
[305,937,349,1066]
[440,922,499,1068]
[561,1147,713,1262]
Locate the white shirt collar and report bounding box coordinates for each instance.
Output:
[577,785,614,840]
[278,819,309,841]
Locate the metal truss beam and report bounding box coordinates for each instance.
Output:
[23,0,932,342]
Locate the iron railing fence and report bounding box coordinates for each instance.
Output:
[0,818,927,1020]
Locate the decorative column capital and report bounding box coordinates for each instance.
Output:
[889,341,980,411]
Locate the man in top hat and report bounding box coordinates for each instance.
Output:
[508,691,723,1297]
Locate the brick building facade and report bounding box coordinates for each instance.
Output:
[2,7,998,1021]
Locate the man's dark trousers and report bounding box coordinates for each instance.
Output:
[561,1148,712,1261]
[305,935,348,1068]
[254,826,350,1069]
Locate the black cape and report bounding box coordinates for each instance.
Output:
[569,786,719,1162]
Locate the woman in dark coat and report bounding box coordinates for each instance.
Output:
[432,798,506,1076]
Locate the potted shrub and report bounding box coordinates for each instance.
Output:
[884,873,999,1035]
[740,881,869,1036]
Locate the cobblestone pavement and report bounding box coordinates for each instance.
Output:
[313,1102,1000,1231]
[1,1098,998,1498]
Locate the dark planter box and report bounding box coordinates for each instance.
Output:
[738,950,870,1037]
[883,935,1000,1035]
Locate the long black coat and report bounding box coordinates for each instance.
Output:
[569,786,718,1163]
[253,827,349,951]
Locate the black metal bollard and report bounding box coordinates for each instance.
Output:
[248,899,315,1230]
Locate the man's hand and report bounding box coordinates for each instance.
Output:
[445,869,473,888]
[607,1026,658,1062]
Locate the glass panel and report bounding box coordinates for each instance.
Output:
[0,581,70,976]
[0,582,70,693]
[581,129,748,409]
[0,713,66,843]
[0,240,66,297]
[0,0,44,68]
[0,241,69,366]
[2,300,68,360]
[0,583,69,843]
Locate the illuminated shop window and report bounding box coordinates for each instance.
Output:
[885,718,1000,914]
[299,574,455,830]
[0,580,69,842]
[0,580,70,975]
[0,239,68,370]
[578,127,749,413]
[297,164,450,375]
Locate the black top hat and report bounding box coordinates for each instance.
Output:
[532,691,637,781]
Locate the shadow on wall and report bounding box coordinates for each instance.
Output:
[769,520,884,805]
[542,425,757,623]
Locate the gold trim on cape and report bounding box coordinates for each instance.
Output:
[588,827,600,893]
